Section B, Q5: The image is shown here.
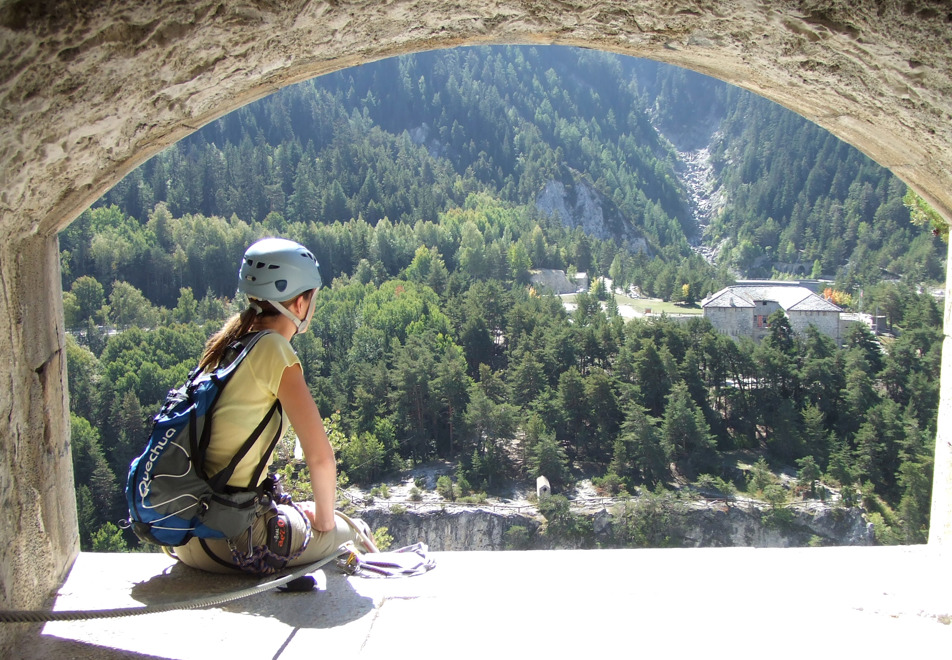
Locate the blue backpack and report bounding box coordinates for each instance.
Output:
[125,331,283,547]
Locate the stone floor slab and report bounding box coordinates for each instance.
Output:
[11,546,952,659]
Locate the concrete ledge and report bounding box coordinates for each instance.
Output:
[13,546,952,658]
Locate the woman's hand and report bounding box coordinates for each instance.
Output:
[298,501,336,532]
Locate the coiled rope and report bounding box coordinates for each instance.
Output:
[0,547,347,624]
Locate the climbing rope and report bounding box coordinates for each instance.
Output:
[335,509,380,553]
[0,546,348,624]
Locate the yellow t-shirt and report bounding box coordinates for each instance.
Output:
[202,331,300,489]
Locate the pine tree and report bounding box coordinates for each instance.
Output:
[660,382,714,463]
[617,401,666,486]
[528,433,570,491]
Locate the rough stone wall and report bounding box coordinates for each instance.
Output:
[529,269,576,295]
[787,310,840,342]
[2,1,952,237]
[1,0,952,651]
[703,305,754,340]
[753,301,783,341]
[0,232,77,638]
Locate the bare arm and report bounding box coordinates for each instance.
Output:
[277,363,337,532]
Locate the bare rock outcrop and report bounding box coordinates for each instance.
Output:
[536,175,650,254]
[362,507,541,551]
[361,500,871,551]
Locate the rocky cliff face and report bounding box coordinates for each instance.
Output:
[658,500,873,548]
[363,508,541,551]
[536,172,649,255]
[361,499,872,551]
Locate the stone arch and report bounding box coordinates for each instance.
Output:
[2,1,951,645]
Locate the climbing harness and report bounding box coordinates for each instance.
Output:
[225,501,315,575]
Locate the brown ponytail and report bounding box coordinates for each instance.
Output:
[199,291,314,371]
[199,308,257,371]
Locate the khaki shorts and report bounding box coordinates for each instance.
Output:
[173,504,371,574]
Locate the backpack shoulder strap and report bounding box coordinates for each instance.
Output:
[219,330,271,374]
[206,400,282,493]
[199,330,280,491]
[246,401,285,490]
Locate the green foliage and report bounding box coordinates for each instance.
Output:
[340,432,388,485]
[904,189,948,242]
[277,461,315,502]
[65,275,106,328]
[695,474,737,500]
[370,484,391,499]
[372,527,394,551]
[896,455,932,544]
[538,495,593,547]
[795,456,821,493]
[838,484,858,508]
[454,467,473,496]
[592,472,626,496]
[747,458,776,494]
[867,512,901,546]
[527,432,571,492]
[712,86,941,287]
[504,525,532,550]
[660,381,714,463]
[436,475,456,501]
[762,484,787,508]
[70,413,117,510]
[612,487,685,548]
[75,485,98,551]
[90,523,129,552]
[613,402,666,488]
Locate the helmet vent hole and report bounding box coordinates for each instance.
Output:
[268,264,280,269]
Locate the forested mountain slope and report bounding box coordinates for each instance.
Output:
[62,46,940,552]
[94,46,945,290]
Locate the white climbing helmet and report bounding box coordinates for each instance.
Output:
[238,237,322,302]
[238,238,322,334]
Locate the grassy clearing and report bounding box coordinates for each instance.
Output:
[560,293,703,316]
